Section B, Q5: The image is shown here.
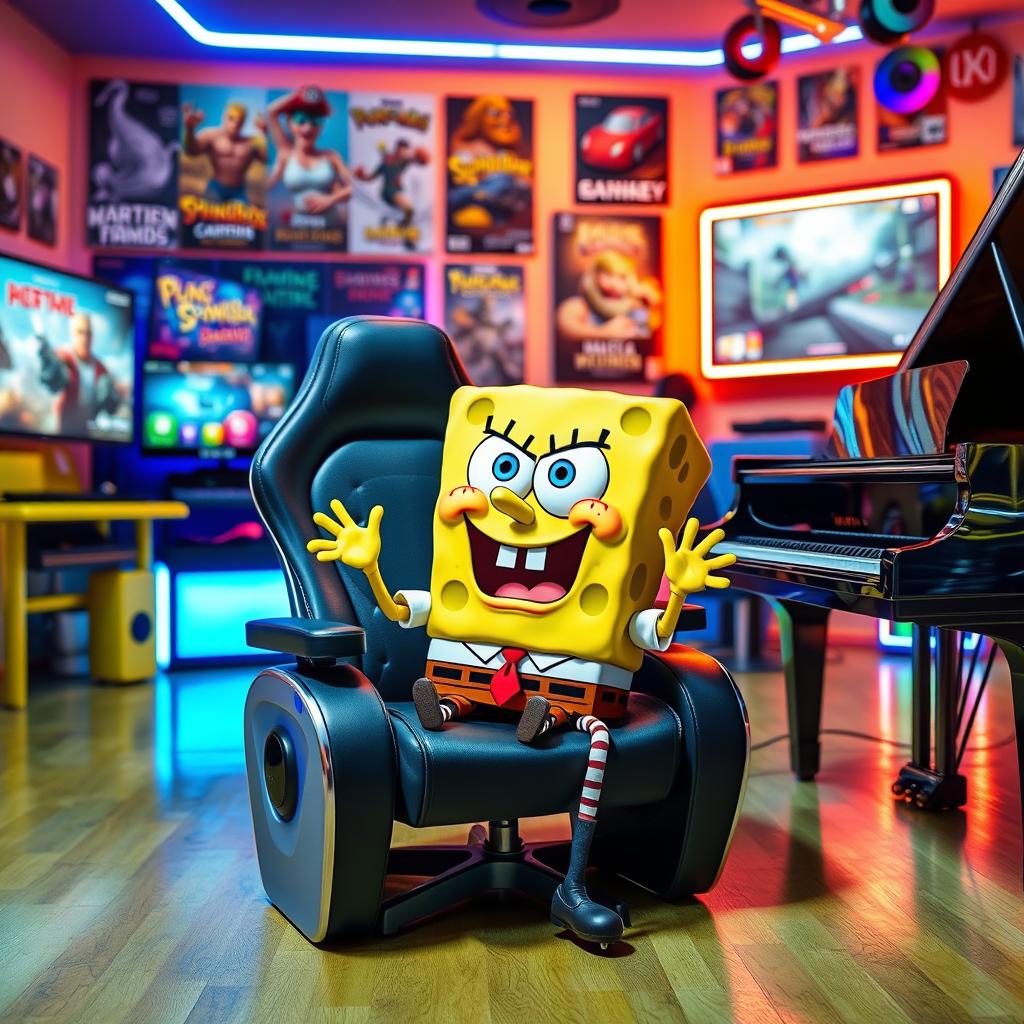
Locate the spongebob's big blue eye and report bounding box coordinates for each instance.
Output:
[468,435,535,498]
[548,459,576,489]
[493,453,520,482]
[533,447,609,517]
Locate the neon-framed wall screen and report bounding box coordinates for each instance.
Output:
[699,179,953,380]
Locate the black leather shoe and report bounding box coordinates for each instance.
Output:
[412,678,444,730]
[516,695,551,744]
[550,884,624,946]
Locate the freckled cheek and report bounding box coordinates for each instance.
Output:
[569,499,624,541]
[437,485,488,523]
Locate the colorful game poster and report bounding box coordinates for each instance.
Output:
[575,94,668,204]
[715,83,778,174]
[553,213,663,383]
[1014,55,1024,146]
[446,96,534,254]
[26,154,58,246]
[443,263,524,386]
[326,262,425,319]
[149,263,262,362]
[0,138,22,232]
[0,254,134,442]
[178,84,269,249]
[236,261,325,363]
[87,80,180,249]
[797,68,859,162]
[348,93,436,254]
[877,50,948,151]
[265,85,350,252]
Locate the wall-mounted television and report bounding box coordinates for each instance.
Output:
[141,360,295,459]
[700,179,952,380]
[0,254,135,442]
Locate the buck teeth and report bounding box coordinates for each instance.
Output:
[525,547,547,572]
[496,545,517,568]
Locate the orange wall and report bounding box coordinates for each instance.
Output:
[0,0,73,266]
[6,8,1024,430]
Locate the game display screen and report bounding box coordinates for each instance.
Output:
[0,255,135,442]
[142,360,295,457]
[700,180,951,379]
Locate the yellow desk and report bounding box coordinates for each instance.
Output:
[0,500,189,709]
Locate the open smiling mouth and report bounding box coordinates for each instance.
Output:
[466,521,590,605]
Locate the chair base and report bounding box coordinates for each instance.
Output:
[380,819,568,936]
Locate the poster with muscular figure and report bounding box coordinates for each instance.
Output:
[87,80,180,248]
[445,95,534,254]
[177,84,269,250]
[348,92,435,254]
[553,212,663,383]
[266,85,352,252]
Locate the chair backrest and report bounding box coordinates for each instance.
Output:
[251,316,469,700]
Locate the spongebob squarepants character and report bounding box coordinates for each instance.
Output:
[307,385,734,945]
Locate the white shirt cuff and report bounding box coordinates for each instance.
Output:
[394,589,431,629]
[629,608,673,652]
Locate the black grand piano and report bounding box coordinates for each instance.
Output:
[717,148,1024,853]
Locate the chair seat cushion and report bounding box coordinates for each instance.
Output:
[387,692,681,827]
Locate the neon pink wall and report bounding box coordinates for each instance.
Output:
[0,0,73,266]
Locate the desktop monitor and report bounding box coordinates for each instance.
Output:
[700,179,952,379]
[0,254,135,442]
[141,360,295,459]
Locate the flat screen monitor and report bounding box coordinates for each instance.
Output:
[142,360,295,458]
[700,179,952,379]
[0,254,135,442]
[148,263,262,363]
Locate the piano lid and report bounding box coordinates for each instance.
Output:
[897,146,1024,443]
[829,360,967,459]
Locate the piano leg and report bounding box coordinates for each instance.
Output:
[773,599,830,781]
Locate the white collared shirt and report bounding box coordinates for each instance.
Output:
[395,589,670,692]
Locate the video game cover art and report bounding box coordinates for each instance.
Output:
[575,94,669,205]
[0,256,134,442]
[553,212,663,383]
[178,84,269,250]
[715,83,778,174]
[0,137,23,232]
[443,263,524,386]
[266,85,352,252]
[348,93,435,254]
[327,262,426,319]
[877,49,948,152]
[446,95,534,254]
[26,155,58,247]
[88,80,180,249]
[797,68,859,163]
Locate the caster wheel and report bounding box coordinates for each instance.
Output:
[468,823,487,846]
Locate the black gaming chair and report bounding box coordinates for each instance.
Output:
[243,316,750,943]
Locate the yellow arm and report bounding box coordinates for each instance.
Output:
[306,499,410,623]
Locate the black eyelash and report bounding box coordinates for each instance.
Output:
[548,427,612,454]
[485,417,535,454]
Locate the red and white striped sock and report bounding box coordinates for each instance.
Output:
[576,715,610,822]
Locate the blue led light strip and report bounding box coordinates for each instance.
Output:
[152,0,862,68]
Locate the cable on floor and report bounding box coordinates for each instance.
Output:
[751,729,1017,754]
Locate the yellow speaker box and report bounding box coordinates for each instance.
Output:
[86,569,156,683]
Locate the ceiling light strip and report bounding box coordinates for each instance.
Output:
[153,0,863,67]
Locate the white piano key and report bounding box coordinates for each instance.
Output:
[727,541,882,579]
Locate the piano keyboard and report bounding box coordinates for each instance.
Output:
[726,535,886,578]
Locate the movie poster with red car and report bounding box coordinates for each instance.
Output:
[445,95,534,254]
[443,263,524,386]
[715,83,778,174]
[177,84,269,250]
[348,92,436,254]
[574,95,668,204]
[265,85,351,252]
[553,212,663,383]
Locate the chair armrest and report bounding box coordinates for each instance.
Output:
[246,617,367,661]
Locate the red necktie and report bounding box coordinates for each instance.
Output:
[491,647,527,705]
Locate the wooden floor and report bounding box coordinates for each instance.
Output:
[1,645,1023,1024]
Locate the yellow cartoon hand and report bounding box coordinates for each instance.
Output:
[659,518,736,596]
[307,499,384,571]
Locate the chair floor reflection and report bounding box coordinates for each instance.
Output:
[1,645,1022,1023]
